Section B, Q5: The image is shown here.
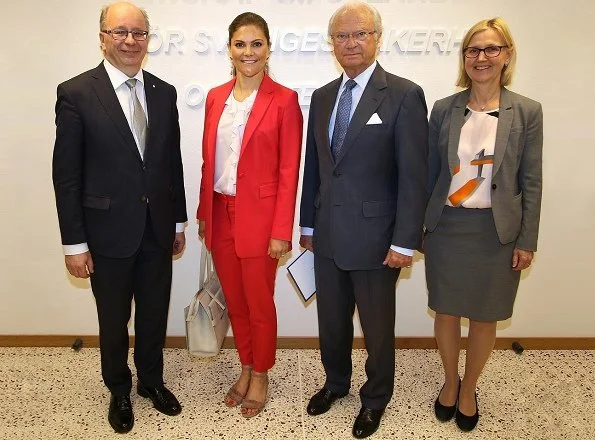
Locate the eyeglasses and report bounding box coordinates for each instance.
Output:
[463,45,508,58]
[101,29,149,41]
[332,30,376,43]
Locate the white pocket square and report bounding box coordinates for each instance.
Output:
[366,113,382,125]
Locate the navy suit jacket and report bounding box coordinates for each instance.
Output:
[300,63,429,270]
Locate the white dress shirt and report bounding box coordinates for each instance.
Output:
[301,61,413,257]
[104,59,148,157]
[63,60,184,256]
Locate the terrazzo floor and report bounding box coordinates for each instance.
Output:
[0,348,593,439]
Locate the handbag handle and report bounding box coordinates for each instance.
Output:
[186,291,202,321]
[204,288,226,310]
[186,281,226,322]
[199,242,215,290]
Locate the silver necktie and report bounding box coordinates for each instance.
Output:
[125,79,147,157]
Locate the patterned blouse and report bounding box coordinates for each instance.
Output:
[447,107,499,208]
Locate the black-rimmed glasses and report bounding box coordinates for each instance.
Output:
[332,30,376,43]
[101,29,149,41]
[463,45,508,58]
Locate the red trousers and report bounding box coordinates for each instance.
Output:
[210,192,278,371]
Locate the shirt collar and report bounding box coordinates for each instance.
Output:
[103,59,144,90]
[340,61,377,91]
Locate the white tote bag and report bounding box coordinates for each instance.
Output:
[184,244,230,357]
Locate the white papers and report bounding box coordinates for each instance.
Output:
[287,250,316,302]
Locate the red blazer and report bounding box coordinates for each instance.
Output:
[197,75,303,258]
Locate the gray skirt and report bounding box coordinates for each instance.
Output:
[425,206,521,321]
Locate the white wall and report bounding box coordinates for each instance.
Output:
[1,0,593,338]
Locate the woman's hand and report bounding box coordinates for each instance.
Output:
[512,248,533,271]
[198,220,206,240]
[268,238,289,259]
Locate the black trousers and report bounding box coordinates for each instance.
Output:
[90,212,173,396]
[314,255,399,410]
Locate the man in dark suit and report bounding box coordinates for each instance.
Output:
[52,2,187,433]
[299,2,428,438]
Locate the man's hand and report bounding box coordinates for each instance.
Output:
[173,232,186,255]
[383,249,412,269]
[268,238,290,259]
[65,252,94,279]
[198,220,205,240]
[512,248,533,271]
[299,235,314,252]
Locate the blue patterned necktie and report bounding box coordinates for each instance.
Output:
[331,79,357,160]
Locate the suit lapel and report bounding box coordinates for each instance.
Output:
[492,87,513,176]
[317,77,342,163]
[447,89,470,175]
[335,64,386,167]
[241,75,274,158]
[143,71,157,159]
[91,63,141,162]
[206,80,234,172]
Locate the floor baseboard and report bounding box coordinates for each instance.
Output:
[1,335,594,350]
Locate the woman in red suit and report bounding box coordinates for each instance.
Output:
[197,12,303,418]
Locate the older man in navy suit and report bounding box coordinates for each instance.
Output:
[52,2,187,433]
[299,1,428,438]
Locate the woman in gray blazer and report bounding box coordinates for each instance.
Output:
[424,17,543,432]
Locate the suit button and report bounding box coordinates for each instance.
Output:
[140,195,147,202]
[492,184,497,190]
[142,165,146,170]
[333,171,342,177]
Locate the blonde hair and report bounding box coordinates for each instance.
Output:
[456,17,516,88]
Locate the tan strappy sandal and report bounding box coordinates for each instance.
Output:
[240,371,268,418]
[224,365,252,407]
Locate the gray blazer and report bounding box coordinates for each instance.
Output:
[300,63,429,270]
[424,87,543,251]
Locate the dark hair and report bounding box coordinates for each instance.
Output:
[228,12,271,46]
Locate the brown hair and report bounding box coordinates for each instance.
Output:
[228,12,271,76]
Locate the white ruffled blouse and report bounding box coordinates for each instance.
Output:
[213,89,257,195]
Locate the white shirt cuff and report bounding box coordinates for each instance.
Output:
[301,227,314,236]
[390,245,414,256]
[63,243,89,255]
[175,222,185,233]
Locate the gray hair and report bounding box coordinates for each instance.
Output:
[327,0,383,38]
[100,3,150,31]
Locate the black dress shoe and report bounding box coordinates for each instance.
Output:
[137,384,182,416]
[352,406,385,439]
[434,378,460,422]
[306,387,348,415]
[455,391,479,432]
[108,394,134,434]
